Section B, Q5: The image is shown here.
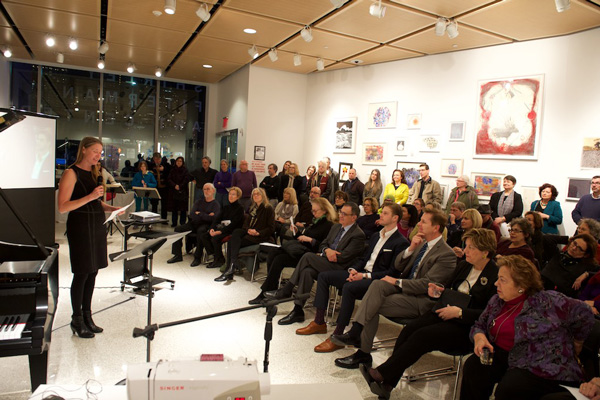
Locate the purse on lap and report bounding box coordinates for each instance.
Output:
[432,280,472,311]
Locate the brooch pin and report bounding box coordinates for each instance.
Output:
[480,277,488,286]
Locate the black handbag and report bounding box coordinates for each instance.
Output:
[433,280,472,311]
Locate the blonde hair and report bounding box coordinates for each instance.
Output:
[229,186,242,199]
[251,187,270,208]
[283,187,298,205]
[289,163,300,177]
[73,136,103,182]
[311,197,336,223]
[462,208,483,229]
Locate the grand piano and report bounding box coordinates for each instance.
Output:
[0,241,58,391]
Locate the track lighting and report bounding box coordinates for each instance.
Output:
[248,45,259,59]
[196,3,211,22]
[56,53,64,63]
[555,0,570,12]
[316,58,324,71]
[155,67,163,77]
[293,53,302,67]
[330,0,345,8]
[268,48,278,62]
[98,40,109,54]
[127,63,136,73]
[69,38,78,50]
[3,47,12,58]
[97,55,105,70]
[45,34,56,47]
[164,0,176,15]
[446,20,459,39]
[369,0,386,18]
[300,26,313,43]
[435,18,447,36]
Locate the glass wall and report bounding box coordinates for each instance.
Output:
[10,62,38,113]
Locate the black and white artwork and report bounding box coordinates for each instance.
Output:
[334,117,357,154]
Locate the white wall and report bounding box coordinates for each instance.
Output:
[302,27,600,235]
[0,57,9,108]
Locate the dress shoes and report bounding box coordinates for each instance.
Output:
[334,351,372,369]
[331,332,361,348]
[314,338,344,353]
[190,258,202,267]
[167,255,183,264]
[359,364,391,400]
[248,292,266,305]
[296,321,327,335]
[278,309,305,325]
[263,289,286,300]
[214,272,233,282]
[206,260,224,269]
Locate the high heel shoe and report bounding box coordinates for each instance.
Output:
[214,263,236,282]
[83,311,103,333]
[70,316,95,338]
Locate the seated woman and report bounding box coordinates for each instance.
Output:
[382,169,409,205]
[131,160,157,211]
[524,211,545,266]
[490,175,523,236]
[360,229,499,400]
[358,197,381,240]
[214,188,275,282]
[496,218,536,266]
[447,208,483,260]
[530,183,563,235]
[541,233,598,298]
[413,198,425,220]
[461,255,594,400]
[363,169,383,205]
[333,190,348,214]
[248,197,335,304]
[274,187,299,238]
[577,218,600,265]
[397,204,419,240]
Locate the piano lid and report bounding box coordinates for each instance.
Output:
[0,240,51,263]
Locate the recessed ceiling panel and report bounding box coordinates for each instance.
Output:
[280,28,378,61]
[3,0,101,16]
[344,45,423,65]
[101,43,177,67]
[322,61,357,71]
[167,62,228,84]
[0,26,25,47]
[390,0,496,18]
[21,31,99,58]
[316,0,436,43]
[172,53,245,78]
[108,20,190,52]
[253,49,332,74]
[187,35,268,65]
[224,0,336,25]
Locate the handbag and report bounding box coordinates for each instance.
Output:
[433,280,472,311]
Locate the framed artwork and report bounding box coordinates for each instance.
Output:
[521,186,540,210]
[474,75,544,160]
[339,162,353,183]
[368,102,397,129]
[418,135,441,152]
[395,137,408,156]
[471,173,503,199]
[440,184,449,208]
[333,117,357,154]
[440,159,463,178]
[450,121,465,142]
[407,113,421,129]
[253,145,265,161]
[566,178,591,201]
[396,161,424,189]
[362,143,386,165]
[581,137,600,169]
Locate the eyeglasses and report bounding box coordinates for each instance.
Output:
[508,229,523,234]
[338,211,353,217]
[311,208,321,214]
[570,242,586,252]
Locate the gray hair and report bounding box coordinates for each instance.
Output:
[580,218,600,241]
[203,183,216,193]
[202,156,212,164]
[458,175,470,185]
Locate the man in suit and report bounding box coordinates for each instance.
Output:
[265,202,366,325]
[407,163,442,205]
[295,203,410,353]
[331,209,456,369]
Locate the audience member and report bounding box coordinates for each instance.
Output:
[120,159,135,178]
[149,152,169,219]
[323,156,340,204]
[577,219,600,265]
[447,201,466,236]
[358,197,382,240]
[313,161,333,202]
[530,183,563,234]
[363,169,383,204]
[447,208,483,260]
[496,218,536,265]
[490,175,523,236]
[301,165,316,195]
[397,204,418,240]
[524,211,545,266]
[294,187,321,228]
[167,156,190,227]
[131,160,157,212]
[279,162,302,201]
[231,160,257,211]
[274,187,299,238]
[190,156,217,201]
[333,190,348,214]
[260,163,280,208]
[213,159,232,207]
[383,169,409,205]
[278,160,291,179]
[341,168,365,205]
[445,175,479,214]
[478,204,501,242]
[408,163,442,205]
[413,198,425,220]
[573,176,600,224]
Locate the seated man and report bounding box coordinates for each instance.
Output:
[478,204,501,242]
[446,201,465,236]
[331,209,456,369]
[296,203,409,353]
[265,202,366,325]
[167,183,220,267]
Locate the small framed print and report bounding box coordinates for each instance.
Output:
[368,102,397,129]
[450,121,465,142]
[418,135,441,152]
[254,145,265,161]
[471,172,503,199]
[566,178,591,202]
[339,162,353,182]
[395,137,408,156]
[396,161,425,189]
[441,159,463,178]
[334,117,357,154]
[407,113,422,129]
[362,143,386,165]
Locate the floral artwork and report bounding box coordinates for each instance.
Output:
[407,113,421,129]
[334,118,357,154]
[471,173,503,198]
[362,143,386,165]
[419,135,440,152]
[368,102,397,129]
[339,162,353,182]
[396,161,424,189]
[475,75,544,160]
[441,159,463,178]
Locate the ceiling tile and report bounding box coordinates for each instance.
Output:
[166,62,228,84]
[322,61,357,71]
[0,26,24,47]
[107,20,190,52]
[280,28,378,61]
[390,0,496,18]
[224,0,336,25]
[3,0,101,16]
[186,35,268,65]
[171,53,245,77]
[344,45,423,65]
[253,49,333,74]
[20,30,99,58]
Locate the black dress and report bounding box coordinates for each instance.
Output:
[66,166,107,273]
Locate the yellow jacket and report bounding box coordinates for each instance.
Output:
[383,183,409,205]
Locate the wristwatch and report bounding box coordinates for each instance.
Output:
[395,279,402,288]
[458,308,463,319]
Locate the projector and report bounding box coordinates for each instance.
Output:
[127,355,270,400]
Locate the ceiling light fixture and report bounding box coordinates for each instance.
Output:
[293,53,302,66]
[555,0,570,12]
[164,0,176,15]
[127,62,136,73]
[45,34,56,47]
[98,40,109,54]
[155,67,163,77]
[97,55,105,70]
[248,44,259,59]
[56,53,64,63]
[300,26,313,42]
[369,0,386,18]
[3,47,12,58]
[196,3,211,22]
[316,58,325,71]
[435,18,447,36]
[203,64,213,68]
[330,0,345,8]
[446,19,459,39]
[243,28,257,34]
[69,38,78,50]
[268,48,278,62]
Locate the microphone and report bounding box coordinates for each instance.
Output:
[97,175,103,199]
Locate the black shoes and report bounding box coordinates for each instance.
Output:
[334,351,373,369]
[190,258,202,267]
[359,364,391,399]
[278,309,305,325]
[70,316,94,339]
[214,263,236,282]
[331,332,361,348]
[264,289,286,300]
[248,292,266,305]
[83,311,103,333]
[167,255,183,264]
[206,259,224,269]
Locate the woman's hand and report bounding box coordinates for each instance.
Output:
[247,228,259,236]
[453,247,464,258]
[89,186,104,201]
[175,184,180,191]
[573,272,588,290]
[536,211,549,220]
[297,235,311,243]
[494,217,504,225]
[435,306,461,321]
[473,332,493,357]
[277,217,286,223]
[579,380,600,399]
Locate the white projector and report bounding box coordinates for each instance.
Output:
[127,355,270,400]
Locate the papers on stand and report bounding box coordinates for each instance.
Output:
[104,200,135,225]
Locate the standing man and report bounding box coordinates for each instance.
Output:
[315,161,333,203]
[191,156,217,202]
[232,160,257,211]
[324,156,340,204]
[331,209,456,368]
[572,176,600,223]
[408,163,442,205]
[260,163,280,208]
[149,152,170,220]
[341,168,365,206]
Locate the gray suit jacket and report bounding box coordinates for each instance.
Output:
[318,223,366,268]
[394,237,456,298]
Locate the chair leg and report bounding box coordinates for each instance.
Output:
[452,355,464,400]
[250,252,259,282]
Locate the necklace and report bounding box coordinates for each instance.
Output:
[491,300,523,342]
[540,200,548,209]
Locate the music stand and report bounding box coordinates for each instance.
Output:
[105,183,126,236]
[132,187,160,201]
[109,231,189,361]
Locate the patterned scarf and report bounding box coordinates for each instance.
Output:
[498,190,515,218]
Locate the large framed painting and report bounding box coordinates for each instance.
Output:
[441,159,463,178]
[566,178,591,202]
[334,117,357,154]
[362,143,386,165]
[396,161,424,189]
[471,172,503,199]
[474,75,544,160]
[368,102,397,129]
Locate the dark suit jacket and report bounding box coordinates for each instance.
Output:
[318,222,366,268]
[395,237,457,299]
[490,191,523,223]
[341,178,365,205]
[351,230,409,279]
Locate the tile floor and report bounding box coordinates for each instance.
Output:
[1,221,461,400]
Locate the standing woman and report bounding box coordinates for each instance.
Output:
[279,162,302,201]
[490,175,523,236]
[168,156,190,227]
[301,165,316,195]
[57,137,122,338]
[363,169,383,205]
[444,175,479,215]
[383,169,409,205]
[530,183,563,234]
[213,159,232,208]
